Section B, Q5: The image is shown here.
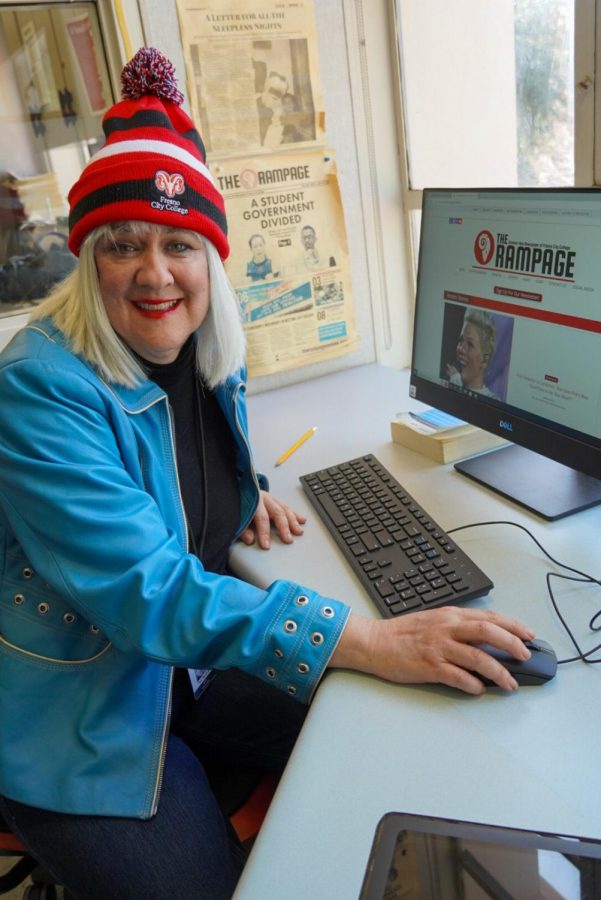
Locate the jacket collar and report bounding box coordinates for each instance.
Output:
[29,319,165,412]
[29,318,243,414]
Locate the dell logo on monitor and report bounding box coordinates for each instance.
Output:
[499,420,513,432]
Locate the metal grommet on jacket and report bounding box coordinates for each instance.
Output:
[63,612,76,624]
[310,631,324,646]
[297,662,310,675]
[321,606,334,618]
[37,602,49,615]
[266,666,276,679]
[13,593,25,606]
[295,594,309,606]
[284,619,297,633]
[22,567,34,579]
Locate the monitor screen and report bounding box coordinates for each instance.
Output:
[410,188,601,519]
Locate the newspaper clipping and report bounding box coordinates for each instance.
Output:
[175,0,325,156]
[176,0,358,376]
[213,151,357,376]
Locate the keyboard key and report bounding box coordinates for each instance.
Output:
[315,492,347,527]
[361,533,380,552]
[401,595,422,611]
[375,580,395,598]
[350,545,367,557]
[422,586,454,604]
[388,601,405,615]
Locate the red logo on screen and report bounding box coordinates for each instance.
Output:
[474,230,495,265]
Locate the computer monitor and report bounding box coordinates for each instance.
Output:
[410,188,601,520]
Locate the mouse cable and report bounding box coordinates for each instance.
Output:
[545,570,601,664]
[445,519,601,666]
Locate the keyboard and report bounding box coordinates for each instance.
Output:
[300,454,493,618]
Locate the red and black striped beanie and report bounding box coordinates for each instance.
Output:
[68,48,228,259]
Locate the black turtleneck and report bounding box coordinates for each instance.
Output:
[140,338,240,575]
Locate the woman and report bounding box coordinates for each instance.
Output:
[447,308,498,397]
[0,50,534,899]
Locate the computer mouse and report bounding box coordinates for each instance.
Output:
[476,638,558,686]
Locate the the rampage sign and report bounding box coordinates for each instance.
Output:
[474,229,576,280]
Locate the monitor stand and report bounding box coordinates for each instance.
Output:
[454,444,601,520]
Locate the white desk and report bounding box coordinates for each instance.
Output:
[230,363,601,899]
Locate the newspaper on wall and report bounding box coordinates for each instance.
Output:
[175,0,325,156]
[215,151,358,376]
[175,0,358,376]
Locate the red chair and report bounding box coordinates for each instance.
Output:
[229,773,278,845]
[0,775,277,897]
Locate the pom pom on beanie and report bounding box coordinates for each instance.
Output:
[120,47,184,104]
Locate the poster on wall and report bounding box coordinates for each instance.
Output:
[213,150,357,376]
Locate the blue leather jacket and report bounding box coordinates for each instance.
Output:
[0,320,350,818]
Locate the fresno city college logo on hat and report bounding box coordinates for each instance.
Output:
[154,170,185,198]
[474,229,495,265]
[152,169,189,217]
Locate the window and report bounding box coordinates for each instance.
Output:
[0,3,116,320]
[391,0,596,276]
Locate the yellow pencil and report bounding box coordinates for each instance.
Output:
[275,426,317,466]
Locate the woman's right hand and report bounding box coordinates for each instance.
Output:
[445,362,458,380]
[329,607,535,695]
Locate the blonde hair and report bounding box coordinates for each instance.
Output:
[30,223,246,388]
[463,309,496,362]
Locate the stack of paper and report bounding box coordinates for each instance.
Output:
[390,410,508,464]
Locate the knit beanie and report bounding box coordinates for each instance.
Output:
[68,47,228,259]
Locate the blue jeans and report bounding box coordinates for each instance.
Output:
[0,668,307,900]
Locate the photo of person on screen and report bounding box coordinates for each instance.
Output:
[444,308,501,398]
[245,234,277,282]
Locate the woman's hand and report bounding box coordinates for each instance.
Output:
[329,607,536,694]
[240,490,307,550]
[445,362,458,380]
